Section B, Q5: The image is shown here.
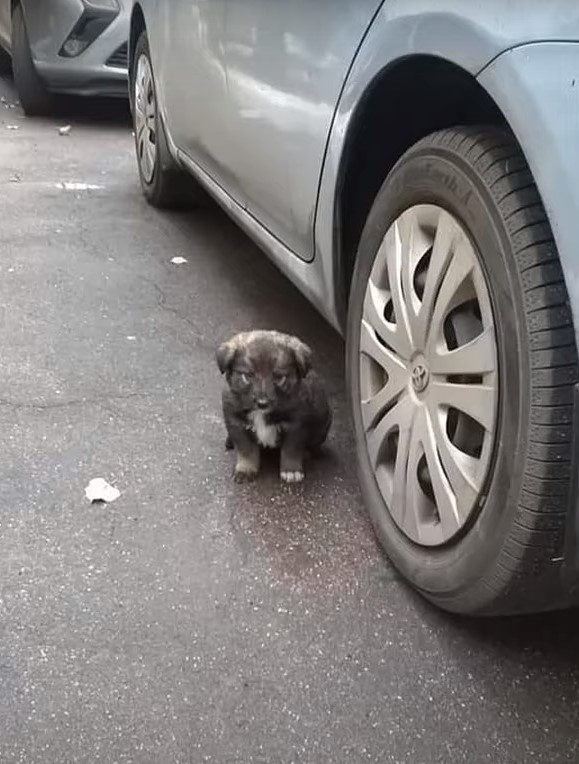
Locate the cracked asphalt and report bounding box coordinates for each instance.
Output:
[1,75,579,764]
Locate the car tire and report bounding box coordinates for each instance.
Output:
[11,4,52,116]
[132,30,198,209]
[346,125,579,615]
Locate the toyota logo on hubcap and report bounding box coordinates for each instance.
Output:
[411,363,429,392]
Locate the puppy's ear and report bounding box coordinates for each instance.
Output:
[290,338,312,378]
[216,339,237,374]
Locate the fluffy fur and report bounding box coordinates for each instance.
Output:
[217,330,332,483]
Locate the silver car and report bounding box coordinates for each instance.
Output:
[129,2,579,616]
[0,0,129,115]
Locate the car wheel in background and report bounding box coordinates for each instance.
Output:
[132,30,198,209]
[11,4,51,116]
[346,126,579,615]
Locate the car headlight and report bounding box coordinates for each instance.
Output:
[59,0,120,58]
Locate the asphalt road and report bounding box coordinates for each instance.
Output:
[1,76,579,764]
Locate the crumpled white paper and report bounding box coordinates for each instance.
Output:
[85,478,121,504]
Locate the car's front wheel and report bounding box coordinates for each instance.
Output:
[132,30,198,209]
[347,126,579,615]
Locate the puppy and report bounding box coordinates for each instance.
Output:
[216,330,331,483]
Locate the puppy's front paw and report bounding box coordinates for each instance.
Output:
[234,467,258,483]
[280,470,304,484]
[233,450,260,483]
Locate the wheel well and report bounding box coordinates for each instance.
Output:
[129,3,146,84]
[335,55,505,329]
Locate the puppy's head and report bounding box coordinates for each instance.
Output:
[216,330,312,411]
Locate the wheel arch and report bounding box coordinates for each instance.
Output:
[331,54,507,331]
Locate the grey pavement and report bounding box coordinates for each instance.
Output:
[0,76,578,764]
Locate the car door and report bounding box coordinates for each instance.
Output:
[222,0,384,260]
[156,0,233,191]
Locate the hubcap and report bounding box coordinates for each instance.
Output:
[359,204,498,547]
[134,54,157,184]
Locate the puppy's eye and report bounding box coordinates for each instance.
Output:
[239,372,251,385]
[274,374,287,386]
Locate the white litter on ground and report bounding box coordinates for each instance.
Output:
[6,124,19,130]
[55,182,103,191]
[170,256,188,265]
[85,478,121,504]
[59,125,72,136]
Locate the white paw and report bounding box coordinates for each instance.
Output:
[280,470,304,483]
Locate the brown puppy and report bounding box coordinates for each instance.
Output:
[216,331,331,483]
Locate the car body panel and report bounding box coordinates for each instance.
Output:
[0,0,129,97]
[315,3,579,328]
[152,0,232,192]
[11,0,85,60]
[221,0,383,260]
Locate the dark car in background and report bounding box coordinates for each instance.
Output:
[0,0,129,115]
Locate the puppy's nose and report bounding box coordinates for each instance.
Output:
[256,399,269,409]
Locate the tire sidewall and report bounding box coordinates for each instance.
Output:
[346,142,530,611]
